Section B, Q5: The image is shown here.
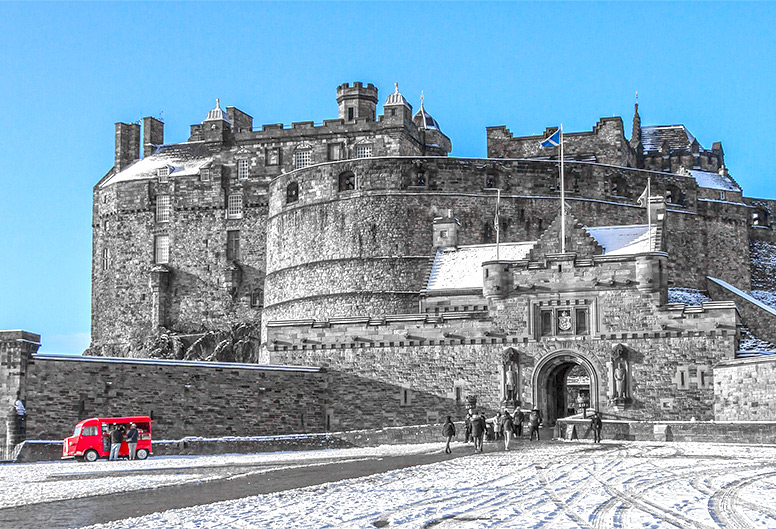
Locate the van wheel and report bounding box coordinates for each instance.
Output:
[84,449,99,462]
[135,448,148,460]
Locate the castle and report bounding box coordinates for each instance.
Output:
[3,81,775,458]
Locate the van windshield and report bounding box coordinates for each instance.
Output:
[73,426,81,437]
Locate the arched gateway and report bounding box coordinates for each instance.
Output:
[532,351,600,427]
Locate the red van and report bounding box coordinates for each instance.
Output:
[62,416,153,462]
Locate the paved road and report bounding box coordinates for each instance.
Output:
[0,441,534,529]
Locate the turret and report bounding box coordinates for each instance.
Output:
[382,83,412,125]
[336,82,378,122]
[482,261,512,300]
[203,99,231,143]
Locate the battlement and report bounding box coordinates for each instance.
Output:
[336,82,378,95]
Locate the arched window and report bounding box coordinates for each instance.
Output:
[286,182,299,204]
[338,171,356,192]
[484,221,494,243]
[250,288,264,308]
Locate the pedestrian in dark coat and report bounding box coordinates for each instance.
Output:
[513,409,524,437]
[501,411,514,450]
[528,407,542,441]
[464,410,473,443]
[470,411,485,453]
[590,412,603,443]
[442,416,456,454]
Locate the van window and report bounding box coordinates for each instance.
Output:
[82,426,99,436]
[73,426,82,436]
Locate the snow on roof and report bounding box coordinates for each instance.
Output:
[688,169,739,192]
[426,242,535,291]
[667,288,712,306]
[585,224,656,255]
[641,125,700,154]
[100,143,214,188]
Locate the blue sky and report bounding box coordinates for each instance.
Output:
[1,2,774,354]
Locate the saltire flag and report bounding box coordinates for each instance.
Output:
[540,128,561,147]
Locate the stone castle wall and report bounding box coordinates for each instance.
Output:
[264,157,752,337]
[19,354,329,445]
[714,356,776,421]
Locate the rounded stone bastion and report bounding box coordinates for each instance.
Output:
[262,156,681,335]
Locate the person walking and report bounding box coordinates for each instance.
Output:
[14,396,26,437]
[528,407,542,441]
[590,412,603,443]
[470,411,485,453]
[513,408,524,437]
[125,423,139,460]
[109,425,124,461]
[501,411,514,450]
[464,410,473,444]
[442,416,456,454]
[493,412,503,441]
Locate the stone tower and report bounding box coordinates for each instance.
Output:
[336,82,378,122]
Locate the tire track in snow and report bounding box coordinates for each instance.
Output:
[708,470,776,529]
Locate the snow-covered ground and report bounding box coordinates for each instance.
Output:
[5,440,776,528]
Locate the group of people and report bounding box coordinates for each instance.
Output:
[442,407,605,453]
[442,407,544,454]
[108,422,140,460]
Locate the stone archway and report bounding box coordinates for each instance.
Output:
[532,350,600,427]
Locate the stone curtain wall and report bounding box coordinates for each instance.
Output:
[714,356,776,421]
[21,355,328,443]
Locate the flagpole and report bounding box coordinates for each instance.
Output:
[496,188,501,260]
[647,176,652,251]
[560,124,565,253]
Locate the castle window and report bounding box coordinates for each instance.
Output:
[540,310,553,336]
[455,386,462,403]
[237,159,249,180]
[328,143,344,161]
[250,288,263,308]
[719,191,726,201]
[575,308,588,335]
[227,194,243,219]
[611,177,628,197]
[286,182,299,204]
[666,184,684,205]
[347,107,354,121]
[200,167,211,182]
[154,234,169,264]
[415,170,427,187]
[156,195,171,223]
[484,221,494,243]
[338,171,356,192]
[101,248,109,271]
[157,166,170,182]
[294,150,312,169]
[399,387,412,406]
[355,144,373,158]
[226,230,240,261]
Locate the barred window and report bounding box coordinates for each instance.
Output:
[154,234,169,264]
[157,166,169,182]
[200,167,210,182]
[227,194,243,219]
[294,150,312,169]
[238,159,249,180]
[355,144,373,158]
[156,195,171,223]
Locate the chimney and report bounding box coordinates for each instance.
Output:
[143,116,164,158]
[114,122,140,171]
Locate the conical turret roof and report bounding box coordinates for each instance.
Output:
[413,92,441,131]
